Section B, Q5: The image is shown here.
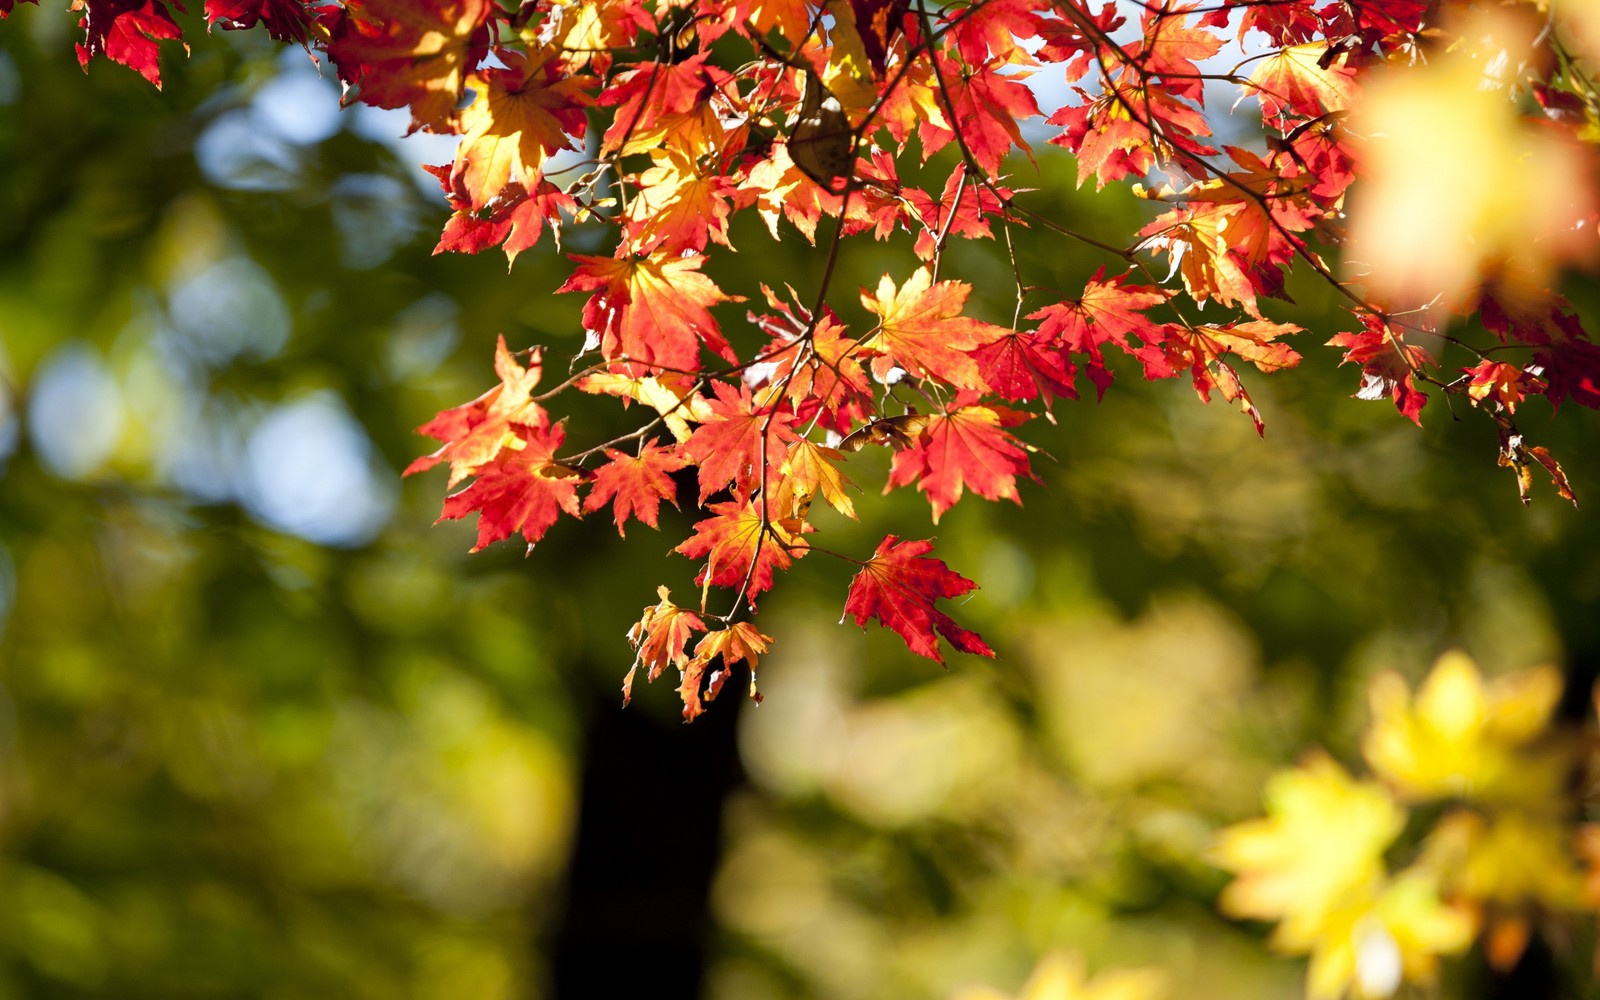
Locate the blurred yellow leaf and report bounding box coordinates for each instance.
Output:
[1213,753,1403,947]
[1363,651,1566,806]
[1303,870,1474,1000]
[1423,809,1585,913]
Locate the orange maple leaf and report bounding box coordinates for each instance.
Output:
[679,621,773,721]
[451,47,594,210]
[623,147,737,253]
[1164,319,1303,434]
[1247,43,1358,125]
[624,585,706,705]
[861,267,1008,388]
[406,335,547,486]
[674,499,809,610]
[559,252,741,373]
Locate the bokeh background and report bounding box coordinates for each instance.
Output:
[2,5,1599,998]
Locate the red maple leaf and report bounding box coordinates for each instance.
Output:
[918,54,1039,177]
[559,252,740,373]
[1028,267,1174,398]
[582,442,688,536]
[682,381,798,504]
[903,165,1007,261]
[432,178,577,269]
[204,0,313,43]
[75,0,188,88]
[967,329,1078,407]
[886,394,1034,522]
[326,0,492,132]
[1327,314,1433,426]
[842,535,993,664]
[437,422,583,552]
[405,336,547,486]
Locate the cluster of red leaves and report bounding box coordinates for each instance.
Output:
[39,0,1600,717]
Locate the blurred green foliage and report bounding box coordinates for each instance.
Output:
[2,5,1598,998]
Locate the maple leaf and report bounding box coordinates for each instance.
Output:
[437,422,583,552]
[1327,314,1433,426]
[451,47,595,210]
[967,329,1077,408]
[861,268,1008,388]
[886,394,1034,522]
[623,585,706,706]
[1226,0,1319,45]
[943,0,1045,67]
[1497,427,1579,508]
[779,437,857,519]
[75,0,188,88]
[1212,752,1404,946]
[559,252,740,373]
[204,0,313,44]
[576,369,712,442]
[623,147,737,253]
[682,381,798,504]
[674,499,809,610]
[903,165,1007,261]
[749,292,874,432]
[1464,360,1546,415]
[598,54,733,155]
[1028,267,1173,398]
[582,442,688,536]
[1478,296,1600,412]
[556,0,654,72]
[1365,652,1567,808]
[406,336,548,486]
[432,178,577,269]
[326,0,491,131]
[1162,319,1303,435]
[1049,79,1217,189]
[841,534,993,664]
[918,54,1039,176]
[1247,43,1358,125]
[679,621,772,721]
[1134,10,1223,104]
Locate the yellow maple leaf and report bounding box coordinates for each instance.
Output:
[1363,651,1567,808]
[1302,870,1474,1000]
[1212,752,1403,948]
[779,438,857,519]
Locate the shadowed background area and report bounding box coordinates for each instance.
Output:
[2,5,1599,999]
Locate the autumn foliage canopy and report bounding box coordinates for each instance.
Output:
[21,0,1600,721]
